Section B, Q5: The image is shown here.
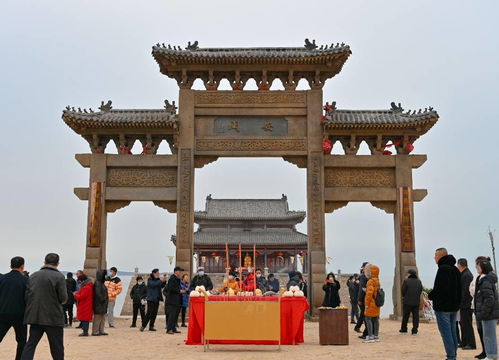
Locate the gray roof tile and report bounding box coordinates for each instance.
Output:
[193,230,308,246]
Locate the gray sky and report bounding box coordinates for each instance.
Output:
[1,1,498,288]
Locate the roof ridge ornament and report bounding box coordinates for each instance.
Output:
[390,102,404,113]
[163,100,177,114]
[186,41,199,51]
[304,38,317,50]
[99,100,112,112]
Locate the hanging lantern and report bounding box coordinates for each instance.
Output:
[405,143,414,153]
[276,252,284,257]
[322,138,332,154]
[290,256,295,264]
[269,259,274,265]
[210,252,217,257]
[167,256,174,265]
[326,257,332,264]
[201,256,206,263]
[298,256,304,265]
[214,256,220,264]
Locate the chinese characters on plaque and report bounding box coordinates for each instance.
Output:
[213,117,288,136]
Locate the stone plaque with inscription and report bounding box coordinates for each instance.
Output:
[214,117,288,137]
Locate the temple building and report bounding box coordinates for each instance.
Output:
[171,195,308,274]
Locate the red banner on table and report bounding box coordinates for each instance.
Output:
[185,296,309,345]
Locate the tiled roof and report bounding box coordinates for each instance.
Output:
[323,103,439,130]
[192,230,308,246]
[152,41,351,65]
[62,103,178,131]
[195,196,306,222]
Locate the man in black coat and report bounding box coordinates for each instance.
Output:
[21,253,67,360]
[347,274,359,324]
[63,272,76,327]
[457,258,476,350]
[428,248,461,360]
[354,262,369,338]
[400,269,423,334]
[166,266,185,334]
[189,267,213,291]
[0,256,28,360]
[130,276,147,328]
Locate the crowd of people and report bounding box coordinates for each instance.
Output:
[1,249,498,359]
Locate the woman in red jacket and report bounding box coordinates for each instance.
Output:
[73,273,94,336]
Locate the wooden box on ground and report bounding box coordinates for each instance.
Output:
[319,308,349,345]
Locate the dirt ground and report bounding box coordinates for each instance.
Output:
[0,317,488,360]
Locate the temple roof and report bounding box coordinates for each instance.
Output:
[152,40,351,65]
[195,195,306,222]
[323,102,438,131]
[172,230,308,246]
[62,100,178,133]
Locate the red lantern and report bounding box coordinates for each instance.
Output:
[276,252,284,257]
[322,138,332,154]
[210,252,217,257]
[405,143,414,153]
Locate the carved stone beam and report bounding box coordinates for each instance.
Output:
[84,134,108,154]
[114,134,133,154]
[178,69,193,89]
[204,69,219,91]
[153,200,177,213]
[396,134,411,155]
[257,69,271,91]
[325,201,349,213]
[309,70,325,89]
[229,70,244,90]
[106,200,131,213]
[341,135,359,155]
[194,156,219,168]
[369,134,385,155]
[282,156,307,168]
[371,201,396,214]
[282,70,297,90]
[166,134,178,154]
[139,134,160,155]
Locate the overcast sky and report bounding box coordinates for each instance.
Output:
[1,1,498,287]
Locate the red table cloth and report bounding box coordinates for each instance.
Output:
[185,296,310,345]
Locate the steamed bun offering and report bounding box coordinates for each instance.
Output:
[283,291,294,297]
[293,290,304,297]
[190,290,201,297]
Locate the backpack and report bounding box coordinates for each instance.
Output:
[375,288,385,307]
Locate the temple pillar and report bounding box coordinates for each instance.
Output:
[391,155,417,319]
[175,89,195,277]
[83,154,108,278]
[306,89,326,316]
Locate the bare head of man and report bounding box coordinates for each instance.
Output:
[434,248,448,264]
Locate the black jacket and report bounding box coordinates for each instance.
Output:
[347,280,359,302]
[167,274,182,306]
[474,272,499,321]
[189,275,213,291]
[357,273,368,304]
[65,278,77,305]
[0,270,28,321]
[130,283,147,304]
[402,275,423,307]
[93,270,109,315]
[428,255,461,312]
[322,281,341,307]
[146,277,165,303]
[266,279,280,292]
[286,273,300,289]
[460,268,474,309]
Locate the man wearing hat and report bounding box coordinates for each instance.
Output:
[400,269,423,335]
[354,262,369,338]
[166,266,185,335]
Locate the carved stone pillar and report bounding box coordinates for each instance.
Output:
[392,155,417,319]
[175,89,195,277]
[83,154,108,278]
[306,90,326,316]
